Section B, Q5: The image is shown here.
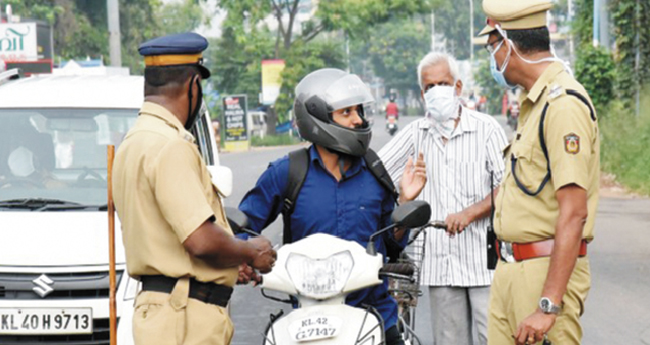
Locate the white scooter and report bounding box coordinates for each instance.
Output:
[227,201,431,345]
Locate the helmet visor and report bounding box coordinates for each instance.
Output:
[323,74,375,112]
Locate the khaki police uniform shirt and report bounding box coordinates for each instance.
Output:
[112,102,238,286]
[494,62,600,243]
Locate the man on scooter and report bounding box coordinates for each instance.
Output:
[238,68,426,345]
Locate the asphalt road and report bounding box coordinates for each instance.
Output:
[220,115,650,345]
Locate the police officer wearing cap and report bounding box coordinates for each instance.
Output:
[112,32,277,345]
[478,1,600,344]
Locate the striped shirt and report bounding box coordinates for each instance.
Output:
[379,107,508,286]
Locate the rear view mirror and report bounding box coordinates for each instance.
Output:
[391,200,431,229]
[46,118,98,132]
[207,165,233,197]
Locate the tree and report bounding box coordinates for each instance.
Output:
[428,0,485,61]
[350,16,430,112]
[474,50,504,115]
[610,0,650,101]
[6,0,207,74]
[212,0,430,135]
[574,44,616,111]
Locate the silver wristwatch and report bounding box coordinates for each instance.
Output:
[539,297,561,314]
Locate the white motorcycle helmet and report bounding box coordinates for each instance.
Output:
[293,68,374,157]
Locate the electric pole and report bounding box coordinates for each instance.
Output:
[107,0,122,67]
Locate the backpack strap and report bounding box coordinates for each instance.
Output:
[281,147,399,243]
[281,148,309,244]
[511,90,596,196]
[363,148,400,203]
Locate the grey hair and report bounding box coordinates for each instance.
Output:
[417,52,461,90]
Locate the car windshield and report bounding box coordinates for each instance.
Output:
[0,108,138,207]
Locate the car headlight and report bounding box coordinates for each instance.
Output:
[286,250,354,300]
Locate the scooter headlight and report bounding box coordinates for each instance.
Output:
[285,250,354,300]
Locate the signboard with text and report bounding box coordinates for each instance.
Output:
[222,95,249,152]
[261,59,285,105]
[0,23,38,62]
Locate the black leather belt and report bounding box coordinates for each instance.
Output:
[140,275,233,308]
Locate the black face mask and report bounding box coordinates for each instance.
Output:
[185,75,203,130]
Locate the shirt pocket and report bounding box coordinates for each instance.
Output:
[452,160,484,202]
[509,141,548,193]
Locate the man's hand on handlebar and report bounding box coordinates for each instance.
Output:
[444,210,474,237]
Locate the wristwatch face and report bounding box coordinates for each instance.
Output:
[540,298,551,312]
[539,297,559,314]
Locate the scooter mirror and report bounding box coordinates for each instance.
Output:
[391,200,431,228]
[224,206,251,234]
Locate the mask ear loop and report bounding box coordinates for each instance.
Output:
[493,25,513,73]
[496,24,574,76]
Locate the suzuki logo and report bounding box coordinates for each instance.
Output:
[32,274,54,298]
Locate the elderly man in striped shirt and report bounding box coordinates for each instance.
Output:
[379,52,508,345]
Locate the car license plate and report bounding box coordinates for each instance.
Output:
[288,315,341,342]
[0,308,93,335]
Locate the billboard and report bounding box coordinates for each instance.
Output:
[222,95,249,152]
[0,23,38,62]
[261,59,285,105]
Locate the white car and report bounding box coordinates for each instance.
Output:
[0,69,230,344]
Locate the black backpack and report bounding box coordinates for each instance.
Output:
[280,147,399,245]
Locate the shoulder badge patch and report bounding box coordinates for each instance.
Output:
[564,133,580,154]
[548,84,564,100]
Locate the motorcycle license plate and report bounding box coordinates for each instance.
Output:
[0,308,93,335]
[288,315,342,342]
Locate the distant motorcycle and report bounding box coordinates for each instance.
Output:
[508,103,519,130]
[386,114,398,136]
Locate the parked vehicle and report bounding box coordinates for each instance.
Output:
[0,69,230,345]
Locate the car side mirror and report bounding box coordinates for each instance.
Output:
[207,165,233,198]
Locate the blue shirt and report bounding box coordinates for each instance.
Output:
[239,145,405,329]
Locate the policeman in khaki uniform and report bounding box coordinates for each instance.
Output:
[479,1,600,344]
[112,33,276,345]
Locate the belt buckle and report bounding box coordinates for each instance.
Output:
[499,241,516,263]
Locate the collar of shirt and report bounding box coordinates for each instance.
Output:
[308,144,366,180]
[419,106,478,141]
[139,101,196,143]
[521,61,566,105]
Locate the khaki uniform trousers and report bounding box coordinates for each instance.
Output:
[132,278,234,345]
[488,257,591,345]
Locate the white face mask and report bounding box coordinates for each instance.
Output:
[8,146,36,177]
[424,86,459,138]
[424,86,459,122]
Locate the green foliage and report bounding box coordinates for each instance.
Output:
[212,0,430,135]
[251,134,301,147]
[361,18,430,93]
[474,50,503,114]
[429,0,483,60]
[572,0,594,47]
[610,0,650,102]
[599,88,650,195]
[7,0,208,74]
[274,40,346,122]
[574,44,616,111]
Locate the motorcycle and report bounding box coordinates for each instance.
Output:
[386,115,398,136]
[227,201,432,345]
